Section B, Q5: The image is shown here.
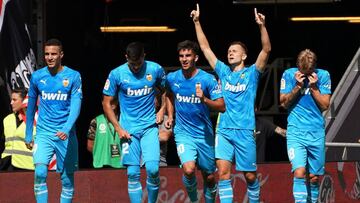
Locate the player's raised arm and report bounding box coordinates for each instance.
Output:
[254,8,271,72]
[191,3,218,69]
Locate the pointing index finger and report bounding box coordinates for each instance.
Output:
[197,3,199,12]
[254,8,258,16]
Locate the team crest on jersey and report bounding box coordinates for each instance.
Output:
[146,74,153,81]
[280,78,286,90]
[62,79,69,87]
[240,73,245,79]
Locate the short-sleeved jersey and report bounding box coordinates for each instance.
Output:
[280,68,331,130]
[103,60,166,134]
[166,69,222,139]
[215,60,260,130]
[28,66,82,136]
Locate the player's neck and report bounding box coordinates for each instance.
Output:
[182,66,198,79]
[48,65,64,75]
[232,63,245,72]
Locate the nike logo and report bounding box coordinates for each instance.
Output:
[174,83,180,88]
[40,79,47,85]
[123,79,130,83]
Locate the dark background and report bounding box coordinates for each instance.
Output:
[30,0,360,168]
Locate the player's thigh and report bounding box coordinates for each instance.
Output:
[307,130,325,175]
[33,136,55,165]
[233,129,256,171]
[197,136,216,174]
[57,134,78,173]
[122,134,141,166]
[175,134,197,165]
[141,126,160,163]
[215,129,234,162]
[287,131,307,172]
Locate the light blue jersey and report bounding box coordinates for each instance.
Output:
[28,66,82,137]
[166,69,222,138]
[167,68,221,173]
[215,60,260,130]
[26,66,82,172]
[280,68,331,130]
[103,60,166,134]
[281,67,331,176]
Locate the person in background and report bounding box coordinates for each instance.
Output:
[87,97,123,168]
[0,88,35,170]
[255,116,286,162]
[280,49,331,202]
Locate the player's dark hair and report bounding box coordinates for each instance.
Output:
[45,38,63,51]
[126,42,145,61]
[177,40,200,55]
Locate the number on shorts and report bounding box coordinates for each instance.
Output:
[122,143,129,154]
[177,144,185,154]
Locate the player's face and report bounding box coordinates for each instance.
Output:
[127,57,144,73]
[178,49,198,71]
[227,44,246,65]
[44,45,63,69]
[10,92,23,113]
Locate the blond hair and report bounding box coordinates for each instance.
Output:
[296,49,317,70]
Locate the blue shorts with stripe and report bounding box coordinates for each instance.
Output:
[216,128,257,171]
[287,128,325,175]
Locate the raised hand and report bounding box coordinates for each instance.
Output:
[190,3,200,22]
[254,8,266,25]
[308,72,318,88]
[195,82,205,102]
[295,71,306,88]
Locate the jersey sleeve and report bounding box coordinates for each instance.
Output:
[208,75,222,100]
[156,65,166,88]
[28,74,38,98]
[319,70,331,95]
[61,71,82,134]
[103,70,119,97]
[280,70,293,94]
[72,72,83,99]
[250,64,261,82]
[165,72,173,92]
[214,60,228,80]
